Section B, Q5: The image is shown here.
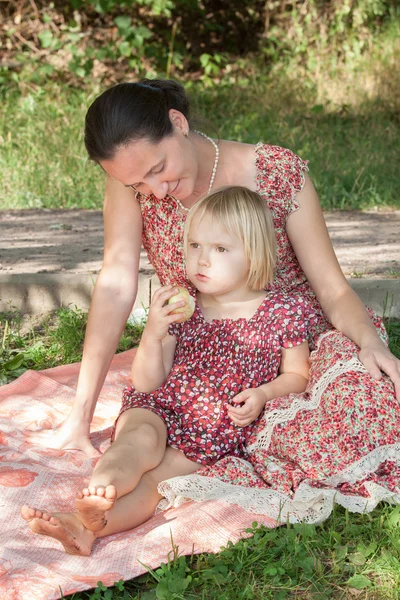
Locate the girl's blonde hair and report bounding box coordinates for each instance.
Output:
[184,186,276,291]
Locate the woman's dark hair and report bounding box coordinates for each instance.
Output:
[84,79,190,163]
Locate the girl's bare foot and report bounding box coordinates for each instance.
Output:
[20,505,95,556]
[75,485,117,532]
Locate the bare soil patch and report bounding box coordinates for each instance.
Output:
[0,208,399,279]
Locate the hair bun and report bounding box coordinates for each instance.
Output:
[139,79,189,117]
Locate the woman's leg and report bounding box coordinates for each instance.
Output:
[21,447,199,556]
[246,329,400,503]
[75,408,167,530]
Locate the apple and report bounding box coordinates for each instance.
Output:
[167,287,195,322]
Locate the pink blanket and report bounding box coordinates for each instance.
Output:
[0,350,275,600]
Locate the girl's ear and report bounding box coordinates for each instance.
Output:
[169,109,188,134]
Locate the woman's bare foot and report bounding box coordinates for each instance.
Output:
[75,485,117,532]
[20,505,95,556]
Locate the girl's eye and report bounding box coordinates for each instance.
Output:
[190,242,200,249]
[216,246,226,253]
[152,165,164,175]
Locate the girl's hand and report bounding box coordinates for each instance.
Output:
[227,388,267,428]
[144,285,186,341]
[359,343,400,400]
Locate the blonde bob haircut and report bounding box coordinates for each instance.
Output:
[184,186,276,291]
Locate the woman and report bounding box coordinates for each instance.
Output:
[29,79,400,521]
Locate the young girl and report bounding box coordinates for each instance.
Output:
[21,186,315,555]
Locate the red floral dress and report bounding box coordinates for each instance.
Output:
[134,144,400,523]
[118,293,317,465]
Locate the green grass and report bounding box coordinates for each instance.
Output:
[1,309,400,599]
[63,505,400,599]
[387,319,400,360]
[194,83,400,212]
[0,85,105,210]
[0,306,143,385]
[0,80,399,211]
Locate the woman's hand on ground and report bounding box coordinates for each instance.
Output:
[227,388,267,427]
[359,343,400,400]
[25,416,101,457]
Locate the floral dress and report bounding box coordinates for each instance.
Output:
[133,143,400,524]
[117,293,316,466]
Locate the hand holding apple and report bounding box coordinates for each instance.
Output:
[167,286,195,322]
[142,286,195,342]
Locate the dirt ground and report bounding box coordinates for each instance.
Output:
[0,208,399,279]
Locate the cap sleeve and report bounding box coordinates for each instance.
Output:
[255,143,309,222]
[273,293,314,349]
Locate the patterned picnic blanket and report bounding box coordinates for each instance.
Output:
[0,350,275,600]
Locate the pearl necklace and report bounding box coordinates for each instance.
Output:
[173,131,220,214]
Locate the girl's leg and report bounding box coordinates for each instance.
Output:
[98,446,199,535]
[75,408,167,530]
[21,447,199,556]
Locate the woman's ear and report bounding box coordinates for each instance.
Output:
[169,109,188,135]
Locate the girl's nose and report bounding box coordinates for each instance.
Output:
[199,252,210,267]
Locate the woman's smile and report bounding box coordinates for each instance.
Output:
[170,180,180,195]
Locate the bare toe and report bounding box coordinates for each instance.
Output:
[20,505,94,556]
[75,485,117,532]
[105,485,117,501]
[21,505,35,521]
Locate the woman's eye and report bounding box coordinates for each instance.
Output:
[190,243,200,249]
[152,165,164,175]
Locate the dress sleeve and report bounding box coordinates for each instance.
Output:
[274,293,315,349]
[255,143,309,222]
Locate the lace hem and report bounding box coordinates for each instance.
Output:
[158,443,400,524]
[247,333,366,453]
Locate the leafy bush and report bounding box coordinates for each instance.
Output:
[1,0,398,90]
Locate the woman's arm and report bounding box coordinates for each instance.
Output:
[228,342,310,427]
[286,174,400,398]
[28,178,143,455]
